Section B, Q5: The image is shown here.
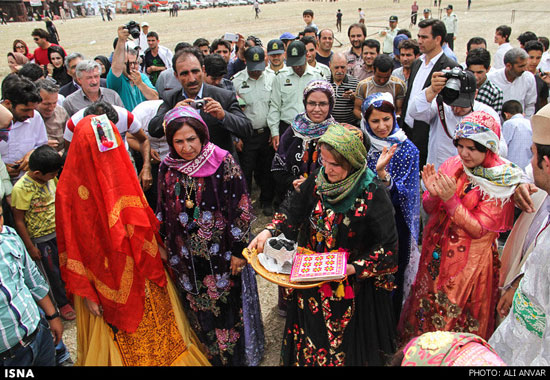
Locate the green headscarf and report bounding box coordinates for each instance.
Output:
[315,123,376,212]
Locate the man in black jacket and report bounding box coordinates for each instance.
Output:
[400,18,458,169]
[148,47,252,155]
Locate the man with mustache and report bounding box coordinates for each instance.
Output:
[328,52,359,126]
[62,60,124,117]
[345,23,367,75]
[148,47,252,156]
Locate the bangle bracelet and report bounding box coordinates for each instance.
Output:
[45,311,60,320]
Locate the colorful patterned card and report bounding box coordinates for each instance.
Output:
[290,247,347,283]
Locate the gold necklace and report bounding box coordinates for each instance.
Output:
[183,176,196,209]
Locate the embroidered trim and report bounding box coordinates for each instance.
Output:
[513,288,546,339]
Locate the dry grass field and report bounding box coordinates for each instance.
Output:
[0,0,548,367]
[1,0,549,81]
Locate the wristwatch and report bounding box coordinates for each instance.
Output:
[45,311,60,320]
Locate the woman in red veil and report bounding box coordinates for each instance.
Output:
[56,114,210,366]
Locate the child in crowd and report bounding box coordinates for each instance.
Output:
[11,144,75,321]
[501,99,533,171]
[302,9,318,33]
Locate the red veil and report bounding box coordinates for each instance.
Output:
[56,115,166,333]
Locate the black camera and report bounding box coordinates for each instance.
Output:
[124,21,141,39]
[440,67,476,106]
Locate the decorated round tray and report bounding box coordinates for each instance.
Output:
[242,248,326,289]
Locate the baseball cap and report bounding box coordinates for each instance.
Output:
[141,22,149,27]
[393,34,409,57]
[244,46,265,71]
[285,41,306,66]
[279,32,297,41]
[267,39,285,55]
[445,4,453,9]
[423,8,431,13]
[389,15,398,22]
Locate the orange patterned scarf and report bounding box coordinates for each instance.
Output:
[57,115,166,333]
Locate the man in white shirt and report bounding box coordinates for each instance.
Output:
[401,18,459,168]
[488,47,537,118]
[0,76,48,183]
[408,70,507,170]
[501,99,533,170]
[493,25,513,71]
[64,101,153,191]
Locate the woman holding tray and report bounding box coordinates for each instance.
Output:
[271,79,337,316]
[249,123,399,366]
[361,92,420,319]
[156,106,264,366]
[398,111,523,344]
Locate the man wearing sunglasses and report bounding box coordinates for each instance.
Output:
[30,28,65,67]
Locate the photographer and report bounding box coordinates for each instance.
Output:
[407,68,507,171]
[148,47,252,156]
[107,24,159,111]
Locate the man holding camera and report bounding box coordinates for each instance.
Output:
[148,47,252,156]
[401,18,459,169]
[107,25,159,111]
[407,68,507,171]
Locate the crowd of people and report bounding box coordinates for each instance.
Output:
[1,2,550,367]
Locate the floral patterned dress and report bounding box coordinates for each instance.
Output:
[398,156,515,344]
[157,153,263,366]
[271,173,399,366]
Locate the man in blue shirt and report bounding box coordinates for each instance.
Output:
[107,25,159,111]
[0,210,63,366]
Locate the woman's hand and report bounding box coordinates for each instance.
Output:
[422,164,439,197]
[230,255,247,276]
[434,173,457,202]
[346,264,356,276]
[85,297,103,317]
[376,144,397,174]
[292,175,306,192]
[247,229,272,254]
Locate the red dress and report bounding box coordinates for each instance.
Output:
[398,156,514,343]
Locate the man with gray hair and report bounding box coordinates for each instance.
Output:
[59,52,85,98]
[59,52,108,99]
[488,47,537,117]
[328,52,359,126]
[62,60,124,117]
[107,25,159,111]
[35,79,69,154]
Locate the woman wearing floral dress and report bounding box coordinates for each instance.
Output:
[250,123,399,366]
[398,111,524,343]
[157,106,264,366]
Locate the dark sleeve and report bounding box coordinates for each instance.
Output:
[148,98,175,138]
[351,183,399,288]
[221,154,253,259]
[269,174,318,241]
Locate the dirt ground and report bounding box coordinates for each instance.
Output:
[1,0,548,366]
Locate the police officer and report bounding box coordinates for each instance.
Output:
[267,40,323,151]
[442,5,458,51]
[232,46,276,215]
[266,39,286,74]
